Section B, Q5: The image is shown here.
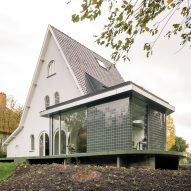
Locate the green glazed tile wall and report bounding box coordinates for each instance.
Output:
[148,108,166,150]
[87,97,132,152]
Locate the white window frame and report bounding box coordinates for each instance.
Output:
[48,60,55,77]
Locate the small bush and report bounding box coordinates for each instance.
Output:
[179,164,191,170]
[0,149,6,158]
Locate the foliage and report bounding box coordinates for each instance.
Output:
[166,115,176,150]
[179,163,191,170]
[0,94,23,153]
[170,136,189,152]
[0,95,23,134]
[0,149,6,158]
[186,153,191,163]
[0,163,16,181]
[70,0,191,62]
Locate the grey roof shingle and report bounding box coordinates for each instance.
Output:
[85,73,107,93]
[50,25,124,94]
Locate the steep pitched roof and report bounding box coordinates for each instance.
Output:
[85,73,107,93]
[50,25,124,94]
[4,25,124,146]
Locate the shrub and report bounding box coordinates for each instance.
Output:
[0,149,6,158]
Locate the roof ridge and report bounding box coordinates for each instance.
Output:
[49,25,114,66]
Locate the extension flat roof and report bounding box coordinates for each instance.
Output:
[40,81,175,117]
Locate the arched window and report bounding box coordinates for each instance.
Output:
[54,130,66,155]
[45,95,50,108]
[39,132,49,156]
[54,92,60,104]
[48,60,55,76]
[30,134,35,151]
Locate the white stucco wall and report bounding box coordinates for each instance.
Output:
[7,35,82,157]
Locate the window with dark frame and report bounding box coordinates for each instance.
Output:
[45,95,50,108]
[30,134,35,151]
[55,92,60,104]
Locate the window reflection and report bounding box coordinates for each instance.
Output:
[52,108,87,155]
[53,114,59,155]
[132,99,147,150]
[39,132,49,156]
[64,109,87,153]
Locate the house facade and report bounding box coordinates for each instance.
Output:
[4,26,177,166]
[4,25,123,157]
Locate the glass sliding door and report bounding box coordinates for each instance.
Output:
[53,114,60,155]
[60,114,67,154]
[63,108,87,154]
[131,98,148,150]
[39,134,43,156]
[51,108,87,156]
[60,130,66,154]
[39,132,49,156]
[45,133,49,155]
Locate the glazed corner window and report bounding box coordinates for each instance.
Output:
[45,95,50,108]
[55,92,60,104]
[30,134,35,151]
[48,60,55,76]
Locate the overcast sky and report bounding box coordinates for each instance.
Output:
[0,0,190,149]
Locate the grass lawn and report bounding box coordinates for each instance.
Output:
[0,163,16,181]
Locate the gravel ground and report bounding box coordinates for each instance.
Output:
[0,164,191,191]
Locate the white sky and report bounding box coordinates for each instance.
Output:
[0,0,190,148]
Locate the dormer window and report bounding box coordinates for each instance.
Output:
[48,60,55,77]
[45,95,50,108]
[97,59,107,70]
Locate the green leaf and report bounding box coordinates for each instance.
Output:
[72,14,80,23]
[117,13,123,21]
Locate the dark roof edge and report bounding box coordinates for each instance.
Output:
[130,82,169,104]
[46,81,169,110]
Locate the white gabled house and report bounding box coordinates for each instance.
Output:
[4,25,180,170]
[4,25,124,157]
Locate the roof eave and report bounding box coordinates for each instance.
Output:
[40,82,175,117]
[4,26,53,146]
[49,25,84,95]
